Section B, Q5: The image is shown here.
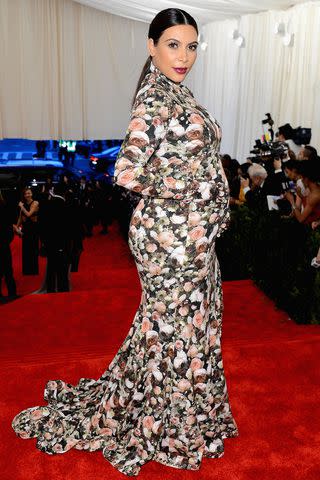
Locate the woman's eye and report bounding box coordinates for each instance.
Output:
[168,42,178,48]
[189,44,198,51]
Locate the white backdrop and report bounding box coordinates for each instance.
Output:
[188,1,320,161]
[0,0,149,140]
[73,0,309,24]
[0,0,319,163]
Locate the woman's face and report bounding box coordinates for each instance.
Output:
[23,189,33,201]
[148,24,198,84]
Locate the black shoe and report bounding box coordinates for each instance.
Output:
[7,294,21,302]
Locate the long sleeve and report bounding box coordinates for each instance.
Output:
[114,87,191,200]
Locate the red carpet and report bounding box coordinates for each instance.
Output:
[1,223,320,480]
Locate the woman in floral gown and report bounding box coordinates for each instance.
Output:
[12,8,239,476]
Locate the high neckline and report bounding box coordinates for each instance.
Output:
[149,60,183,88]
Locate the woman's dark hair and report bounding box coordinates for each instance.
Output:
[131,8,198,107]
[21,187,33,201]
[296,159,320,183]
[283,159,299,172]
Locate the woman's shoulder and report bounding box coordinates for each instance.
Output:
[134,75,173,108]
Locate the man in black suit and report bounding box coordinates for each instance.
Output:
[0,191,17,301]
[38,184,72,293]
[241,161,287,211]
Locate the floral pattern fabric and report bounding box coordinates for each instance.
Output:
[12,60,239,476]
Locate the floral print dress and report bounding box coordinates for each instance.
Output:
[12,60,239,476]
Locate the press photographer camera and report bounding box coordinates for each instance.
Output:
[248,115,312,174]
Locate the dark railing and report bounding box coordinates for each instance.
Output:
[216,205,320,324]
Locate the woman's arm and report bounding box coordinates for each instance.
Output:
[18,201,39,218]
[291,195,320,223]
[114,87,191,200]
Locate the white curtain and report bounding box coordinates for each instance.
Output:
[0,0,150,139]
[0,0,319,158]
[189,1,320,161]
[73,0,310,25]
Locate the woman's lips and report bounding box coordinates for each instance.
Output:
[173,67,188,74]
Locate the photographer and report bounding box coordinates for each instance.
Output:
[241,163,269,211]
[284,160,320,224]
[278,123,302,156]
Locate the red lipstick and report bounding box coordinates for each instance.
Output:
[173,67,187,75]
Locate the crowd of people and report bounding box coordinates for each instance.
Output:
[1,129,320,303]
[0,174,114,303]
[221,135,320,268]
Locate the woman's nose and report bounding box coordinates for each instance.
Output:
[178,48,188,62]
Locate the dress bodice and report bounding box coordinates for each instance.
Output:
[114,60,229,205]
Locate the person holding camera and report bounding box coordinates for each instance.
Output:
[284,160,320,224]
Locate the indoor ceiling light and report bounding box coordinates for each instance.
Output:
[235,35,245,47]
[274,22,285,35]
[229,29,240,39]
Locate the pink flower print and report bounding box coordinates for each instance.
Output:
[146,243,157,253]
[122,145,141,160]
[30,409,44,420]
[188,212,201,227]
[189,226,206,242]
[193,311,204,329]
[132,102,146,116]
[178,379,191,392]
[181,323,193,339]
[190,357,203,371]
[163,176,177,189]
[148,263,162,275]
[183,281,193,292]
[175,339,184,350]
[188,345,198,357]
[157,231,175,249]
[172,104,183,118]
[196,237,208,253]
[186,139,204,154]
[154,301,166,313]
[159,105,169,120]
[186,124,204,140]
[128,131,149,149]
[91,414,100,427]
[141,318,151,333]
[194,368,207,383]
[145,218,155,228]
[128,117,148,132]
[53,444,63,453]
[117,170,135,186]
[142,416,155,430]
[146,330,159,347]
[179,305,189,316]
[152,116,163,127]
[189,112,205,124]
[168,156,183,166]
[186,415,196,425]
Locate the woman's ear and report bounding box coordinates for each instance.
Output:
[147,38,155,57]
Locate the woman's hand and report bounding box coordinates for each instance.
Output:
[18,201,24,208]
[240,177,250,188]
[284,191,295,205]
[13,225,23,236]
